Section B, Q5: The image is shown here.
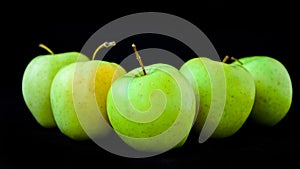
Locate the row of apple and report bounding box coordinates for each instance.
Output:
[22,42,292,153]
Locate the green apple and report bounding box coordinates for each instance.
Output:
[180,57,255,139]
[22,44,89,128]
[231,56,293,126]
[106,44,196,152]
[50,42,127,140]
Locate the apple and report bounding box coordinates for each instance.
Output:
[106,44,196,153]
[231,56,293,126]
[50,42,127,140]
[180,56,255,139]
[22,44,89,128]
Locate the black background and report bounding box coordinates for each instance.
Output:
[1,2,298,169]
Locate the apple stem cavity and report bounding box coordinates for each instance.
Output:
[38,44,54,55]
[230,57,244,65]
[92,41,116,60]
[132,44,147,75]
[222,55,230,63]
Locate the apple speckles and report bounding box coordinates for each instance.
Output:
[181,57,255,139]
[22,52,89,128]
[277,81,281,86]
[107,63,196,152]
[49,60,126,141]
[236,56,292,126]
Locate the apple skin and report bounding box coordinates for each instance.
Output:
[231,56,293,126]
[22,52,89,128]
[106,63,196,152]
[50,60,126,140]
[180,57,255,138]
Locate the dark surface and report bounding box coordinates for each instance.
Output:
[1,3,298,169]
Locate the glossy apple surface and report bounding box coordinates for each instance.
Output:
[22,52,89,128]
[232,56,293,126]
[50,60,126,140]
[180,57,255,138]
[107,63,196,152]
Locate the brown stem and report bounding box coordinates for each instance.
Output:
[230,56,243,65]
[222,55,230,63]
[132,44,147,75]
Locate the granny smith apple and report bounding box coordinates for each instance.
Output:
[50,42,127,140]
[106,45,196,152]
[22,44,89,128]
[180,57,255,139]
[231,56,293,126]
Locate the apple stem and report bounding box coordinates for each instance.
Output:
[92,41,116,60]
[38,44,54,55]
[230,56,243,65]
[132,44,147,75]
[222,55,230,63]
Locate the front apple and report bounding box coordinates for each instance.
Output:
[107,63,196,153]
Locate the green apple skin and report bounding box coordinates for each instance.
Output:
[180,57,255,138]
[22,52,89,128]
[107,63,196,152]
[232,56,293,126]
[50,60,126,140]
